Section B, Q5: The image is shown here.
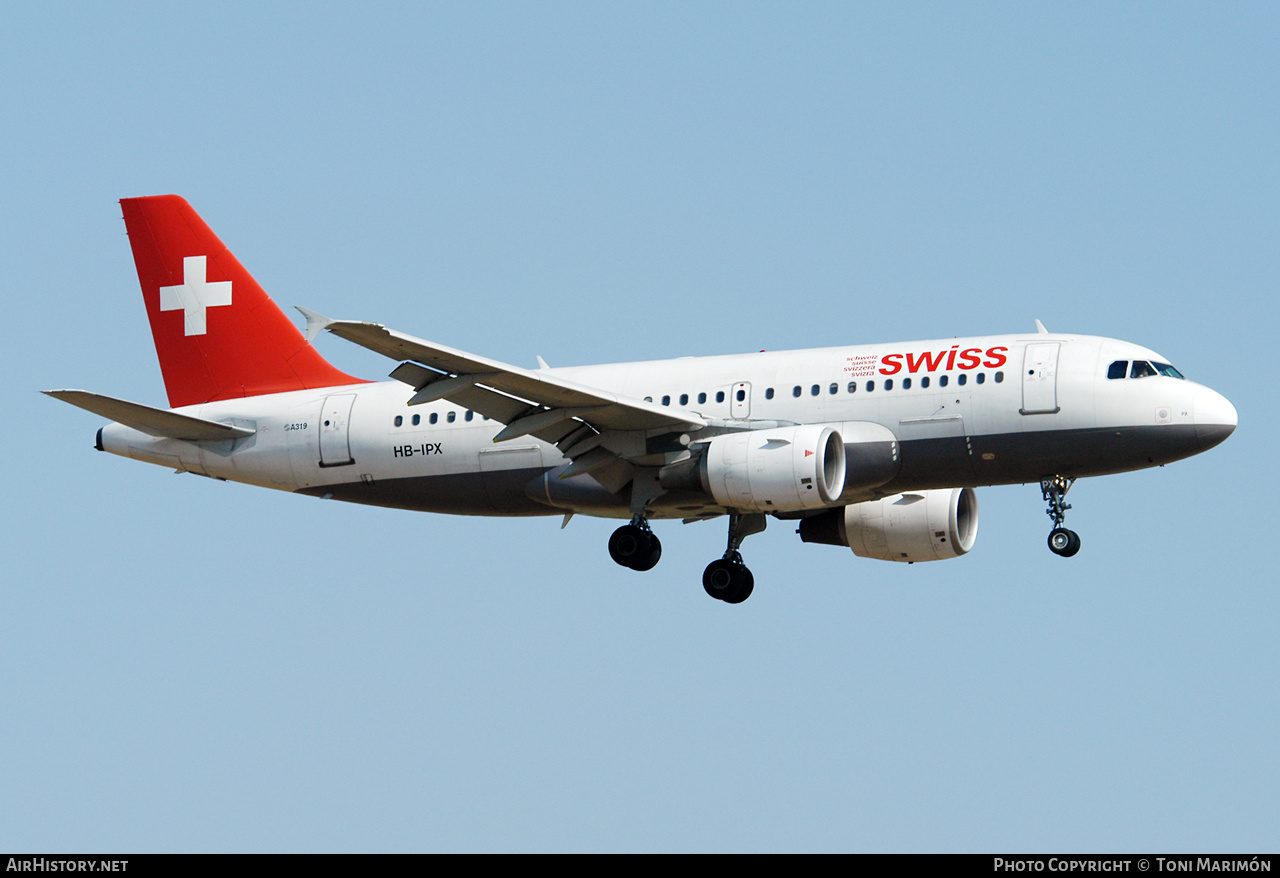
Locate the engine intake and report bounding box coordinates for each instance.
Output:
[798,487,979,562]
[698,425,846,513]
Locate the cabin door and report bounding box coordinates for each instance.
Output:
[1020,344,1061,415]
[318,394,356,467]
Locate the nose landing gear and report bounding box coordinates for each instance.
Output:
[1041,475,1081,557]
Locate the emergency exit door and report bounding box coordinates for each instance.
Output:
[731,382,751,418]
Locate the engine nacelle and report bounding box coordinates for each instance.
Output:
[700,425,846,513]
[798,487,979,562]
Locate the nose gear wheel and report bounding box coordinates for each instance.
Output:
[1048,527,1081,557]
[1041,476,1082,557]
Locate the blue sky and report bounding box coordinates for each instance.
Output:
[3,2,1276,852]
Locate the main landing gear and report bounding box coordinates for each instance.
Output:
[607,512,765,604]
[1041,475,1081,557]
[608,516,662,572]
[702,513,766,604]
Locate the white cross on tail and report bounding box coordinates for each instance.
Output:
[159,255,232,336]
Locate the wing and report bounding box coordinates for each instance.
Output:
[301,310,707,491]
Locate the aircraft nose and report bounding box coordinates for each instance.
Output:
[1194,387,1237,450]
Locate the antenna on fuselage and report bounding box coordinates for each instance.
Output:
[1035,319,1049,334]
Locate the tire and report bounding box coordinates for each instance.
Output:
[703,559,754,603]
[1048,527,1082,557]
[609,525,660,571]
[722,567,754,604]
[609,524,645,568]
[703,558,737,600]
[631,534,662,572]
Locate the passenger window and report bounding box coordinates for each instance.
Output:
[957,374,967,386]
[716,391,725,403]
[866,380,875,392]
[765,387,774,399]
[412,414,420,426]
[394,415,403,427]
[662,395,671,406]
[1131,361,1157,379]
[829,383,838,395]
[902,377,912,390]
[465,411,474,421]
[793,386,802,398]
[921,376,930,388]
[447,411,456,423]
[884,379,893,391]
[430,412,438,424]
[698,392,707,404]
[976,373,985,385]
[811,384,820,396]
[995,371,1004,383]
[736,389,745,402]
[939,375,949,387]
[679,393,689,406]
[1107,360,1128,380]
[847,382,857,393]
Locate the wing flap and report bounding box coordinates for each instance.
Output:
[443,384,533,426]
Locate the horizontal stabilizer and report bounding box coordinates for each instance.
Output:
[44,390,255,441]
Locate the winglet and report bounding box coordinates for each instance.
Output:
[1035,319,1049,334]
[296,306,335,342]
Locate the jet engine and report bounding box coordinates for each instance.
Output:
[698,425,846,513]
[798,487,979,562]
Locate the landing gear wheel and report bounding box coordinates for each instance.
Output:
[1041,476,1081,558]
[702,558,735,599]
[702,514,766,604]
[723,567,754,604]
[609,524,661,571]
[1048,527,1081,557]
[632,533,662,571]
[702,556,754,603]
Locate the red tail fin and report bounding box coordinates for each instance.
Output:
[120,195,364,408]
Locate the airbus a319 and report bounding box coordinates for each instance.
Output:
[47,196,1237,603]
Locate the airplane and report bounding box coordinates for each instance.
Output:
[47,195,1238,604]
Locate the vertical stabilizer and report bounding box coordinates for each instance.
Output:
[120,195,364,408]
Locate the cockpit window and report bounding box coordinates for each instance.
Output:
[1110,358,1185,380]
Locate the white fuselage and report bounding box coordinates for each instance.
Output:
[97,331,1236,519]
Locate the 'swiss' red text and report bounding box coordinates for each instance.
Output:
[879,346,1008,376]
